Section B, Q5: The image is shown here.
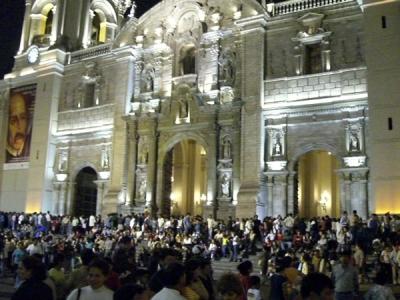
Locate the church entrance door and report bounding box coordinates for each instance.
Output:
[74,167,98,217]
[161,139,207,217]
[294,150,340,218]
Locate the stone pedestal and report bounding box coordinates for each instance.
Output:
[216,199,236,220]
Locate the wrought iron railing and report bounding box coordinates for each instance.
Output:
[70,43,112,63]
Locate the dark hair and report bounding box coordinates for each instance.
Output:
[88,258,110,276]
[159,248,178,260]
[21,256,47,281]
[114,284,145,300]
[81,249,95,266]
[237,260,252,275]
[161,263,185,287]
[217,273,243,296]
[185,259,201,283]
[249,275,260,287]
[53,253,65,266]
[374,271,389,285]
[301,272,334,298]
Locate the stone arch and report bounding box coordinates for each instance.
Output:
[70,161,99,184]
[91,0,117,24]
[31,0,56,15]
[288,142,342,172]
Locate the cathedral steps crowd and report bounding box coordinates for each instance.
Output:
[0,210,400,299]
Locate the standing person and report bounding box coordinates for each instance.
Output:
[331,251,359,300]
[364,271,396,300]
[217,273,243,300]
[353,244,365,284]
[151,263,187,300]
[66,258,113,300]
[300,273,334,300]
[11,256,53,300]
[237,261,253,300]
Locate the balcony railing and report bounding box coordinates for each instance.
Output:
[268,0,353,16]
[70,43,112,63]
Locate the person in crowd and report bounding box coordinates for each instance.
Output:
[364,270,396,300]
[331,251,359,300]
[113,283,149,300]
[66,258,113,300]
[237,260,253,300]
[151,262,186,300]
[66,248,95,294]
[48,253,66,300]
[247,275,261,300]
[148,248,179,293]
[11,255,53,300]
[217,273,243,300]
[300,272,334,300]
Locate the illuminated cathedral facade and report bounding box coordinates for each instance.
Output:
[0,0,399,219]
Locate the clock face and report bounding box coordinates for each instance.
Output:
[27,46,40,64]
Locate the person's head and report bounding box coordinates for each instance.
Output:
[237,260,253,276]
[81,248,95,266]
[301,273,334,300]
[249,275,261,289]
[159,248,178,268]
[161,263,186,290]
[339,251,351,266]
[113,283,149,300]
[185,258,202,284]
[87,258,110,290]
[217,273,243,300]
[18,256,47,281]
[8,93,29,153]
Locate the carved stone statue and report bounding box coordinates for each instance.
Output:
[273,135,282,156]
[101,147,110,169]
[141,69,154,93]
[219,50,236,86]
[177,93,189,118]
[58,152,68,172]
[222,136,232,159]
[350,133,360,152]
[221,173,230,197]
[138,178,146,199]
[138,148,147,164]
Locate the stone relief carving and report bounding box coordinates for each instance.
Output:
[346,123,363,154]
[57,150,68,172]
[138,137,148,164]
[267,127,286,158]
[221,135,232,159]
[138,178,146,199]
[220,173,231,197]
[220,87,234,104]
[174,86,191,119]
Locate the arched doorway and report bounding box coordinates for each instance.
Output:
[294,150,340,218]
[74,167,98,216]
[162,139,207,217]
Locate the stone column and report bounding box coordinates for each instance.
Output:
[19,0,33,53]
[273,173,288,217]
[58,182,67,215]
[82,10,94,48]
[236,15,267,218]
[287,173,295,214]
[350,170,368,220]
[147,124,159,215]
[267,176,273,217]
[52,183,60,214]
[50,6,58,45]
[65,180,75,215]
[94,180,109,216]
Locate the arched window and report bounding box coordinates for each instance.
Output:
[179,44,196,75]
[44,9,53,35]
[91,11,106,44]
[92,12,101,43]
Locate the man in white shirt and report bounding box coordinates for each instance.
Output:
[151,263,186,300]
[26,239,44,256]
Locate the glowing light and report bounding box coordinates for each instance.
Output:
[99,171,110,180]
[267,161,287,171]
[55,173,68,182]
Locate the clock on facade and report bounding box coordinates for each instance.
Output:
[26,46,40,64]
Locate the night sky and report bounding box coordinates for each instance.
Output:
[0,0,161,79]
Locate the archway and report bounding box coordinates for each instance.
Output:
[74,167,98,217]
[162,139,207,217]
[294,150,340,218]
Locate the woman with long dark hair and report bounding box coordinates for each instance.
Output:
[11,255,53,300]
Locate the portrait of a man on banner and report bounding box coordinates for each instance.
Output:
[5,85,36,164]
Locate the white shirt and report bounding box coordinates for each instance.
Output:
[247,288,261,300]
[89,215,96,227]
[151,287,186,300]
[67,285,113,300]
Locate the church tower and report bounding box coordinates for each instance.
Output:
[364,0,400,214]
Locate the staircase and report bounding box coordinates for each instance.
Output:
[211,254,262,280]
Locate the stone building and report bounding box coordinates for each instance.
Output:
[0,0,399,219]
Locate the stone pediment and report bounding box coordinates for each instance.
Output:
[297,12,325,35]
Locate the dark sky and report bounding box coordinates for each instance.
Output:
[0,0,161,79]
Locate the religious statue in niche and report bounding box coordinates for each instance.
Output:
[272,134,283,156]
[180,46,196,75]
[141,68,154,93]
[177,92,190,118]
[220,87,234,104]
[220,173,231,197]
[349,133,360,152]
[138,178,147,199]
[57,151,68,172]
[218,49,236,87]
[101,147,110,170]
[138,145,148,165]
[221,136,232,159]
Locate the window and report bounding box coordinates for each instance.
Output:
[388,117,393,130]
[45,10,53,35]
[381,16,387,29]
[305,44,322,74]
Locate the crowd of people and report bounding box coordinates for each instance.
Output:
[0,209,399,300]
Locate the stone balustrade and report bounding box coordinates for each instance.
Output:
[264,67,367,104]
[268,0,353,16]
[70,43,112,63]
[57,104,114,133]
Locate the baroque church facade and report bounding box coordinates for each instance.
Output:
[0,0,399,220]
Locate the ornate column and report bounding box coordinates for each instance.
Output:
[267,176,273,217]
[50,6,58,45]
[52,183,60,214]
[350,170,369,220]
[273,173,288,217]
[19,0,33,53]
[94,180,109,216]
[287,173,295,214]
[65,180,75,215]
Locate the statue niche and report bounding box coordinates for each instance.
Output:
[179,45,196,75]
[141,68,155,93]
[219,49,236,87]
